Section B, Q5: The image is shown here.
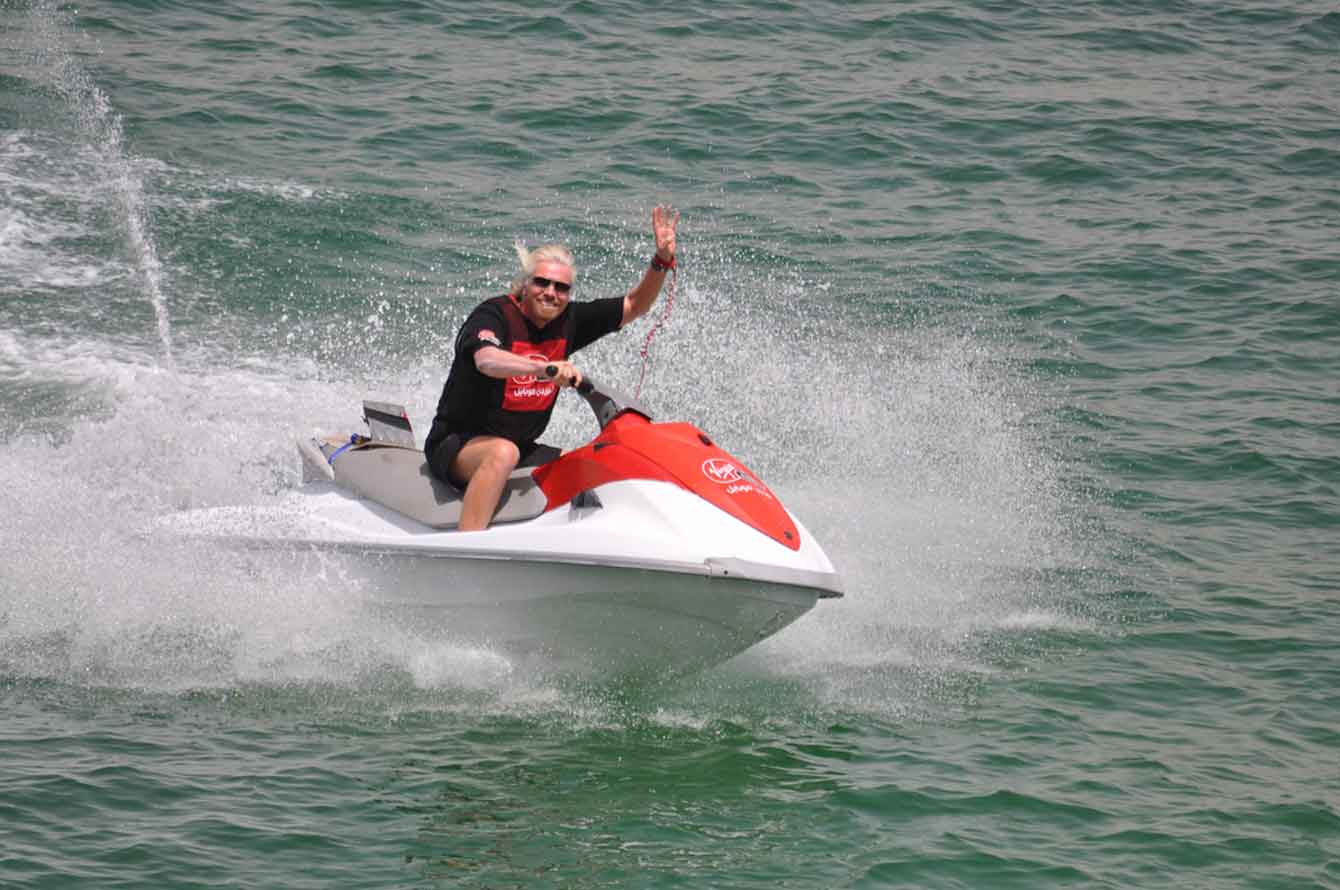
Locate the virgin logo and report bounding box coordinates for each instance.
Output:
[512,353,550,385]
[701,458,745,484]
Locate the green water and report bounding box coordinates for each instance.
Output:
[2,1,1338,887]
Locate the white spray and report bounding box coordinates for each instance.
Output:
[21,0,174,365]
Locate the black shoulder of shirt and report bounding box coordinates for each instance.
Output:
[574,296,625,329]
[457,299,509,353]
[569,296,625,354]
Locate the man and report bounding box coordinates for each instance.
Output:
[425,205,679,531]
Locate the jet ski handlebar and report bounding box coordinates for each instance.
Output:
[574,376,652,429]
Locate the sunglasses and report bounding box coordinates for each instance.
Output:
[531,275,572,295]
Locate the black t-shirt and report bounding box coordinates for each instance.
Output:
[426,294,624,451]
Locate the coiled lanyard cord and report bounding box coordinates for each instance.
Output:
[635,265,677,399]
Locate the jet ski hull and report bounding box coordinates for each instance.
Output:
[301,547,820,681]
[172,476,840,682]
[163,381,843,683]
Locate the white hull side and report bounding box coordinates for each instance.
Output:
[164,478,841,681]
[330,551,817,681]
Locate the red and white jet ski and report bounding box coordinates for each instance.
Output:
[170,380,843,681]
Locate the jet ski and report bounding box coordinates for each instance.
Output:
[168,379,843,682]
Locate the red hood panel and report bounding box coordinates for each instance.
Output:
[534,414,801,550]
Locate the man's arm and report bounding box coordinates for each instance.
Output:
[622,205,680,326]
[473,347,547,379]
[474,347,580,387]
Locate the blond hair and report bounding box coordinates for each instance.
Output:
[510,241,575,295]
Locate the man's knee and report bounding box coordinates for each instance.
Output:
[478,439,521,476]
[451,436,520,485]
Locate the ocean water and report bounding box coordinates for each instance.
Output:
[2,0,1338,887]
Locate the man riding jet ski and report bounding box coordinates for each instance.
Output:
[425,205,679,531]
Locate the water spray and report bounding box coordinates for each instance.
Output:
[28,0,175,367]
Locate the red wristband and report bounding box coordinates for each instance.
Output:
[650,253,676,272]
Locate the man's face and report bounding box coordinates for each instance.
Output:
[519,259,573,326]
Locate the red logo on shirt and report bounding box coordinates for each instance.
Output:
[512,353,550,386]
[503,338,567,411]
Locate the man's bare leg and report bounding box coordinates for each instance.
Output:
[449,436,521,531]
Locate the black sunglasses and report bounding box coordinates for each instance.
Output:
[531,275,572,295]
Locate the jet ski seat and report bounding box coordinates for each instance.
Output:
[295,400,551,530]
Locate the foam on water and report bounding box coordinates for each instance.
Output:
[0,205,86,278]
[0,133,126,294]
[0,341,530,695]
